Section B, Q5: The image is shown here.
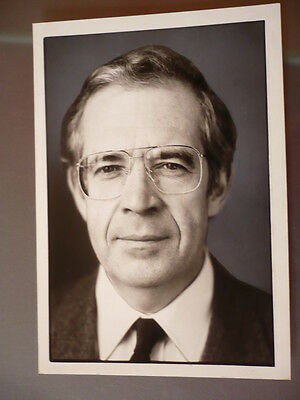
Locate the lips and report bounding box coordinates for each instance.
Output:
[116,234,168,242]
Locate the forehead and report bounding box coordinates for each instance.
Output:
[79,81,202,155]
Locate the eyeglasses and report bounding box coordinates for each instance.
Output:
[76,145,205,200]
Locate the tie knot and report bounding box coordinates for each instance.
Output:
[130,318,165,362]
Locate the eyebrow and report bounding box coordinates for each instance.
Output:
[92,153,126,163]
[158,151,195,167]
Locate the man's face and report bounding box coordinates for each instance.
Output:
[70,81,223,299]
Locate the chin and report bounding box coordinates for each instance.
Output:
[109,259,176,289]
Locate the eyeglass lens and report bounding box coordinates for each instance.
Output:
[78,145,202,199]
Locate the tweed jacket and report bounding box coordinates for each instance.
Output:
[50,256,274,365]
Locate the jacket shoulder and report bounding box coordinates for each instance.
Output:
[202,256,274,366]
[50,268,99,361]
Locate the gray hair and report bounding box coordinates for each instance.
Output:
[61,45,236,194]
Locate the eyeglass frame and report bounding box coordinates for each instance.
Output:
[75,144,206,200]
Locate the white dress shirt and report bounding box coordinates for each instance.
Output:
[96,251,214,362]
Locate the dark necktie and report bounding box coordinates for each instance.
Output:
[130,318,165,362]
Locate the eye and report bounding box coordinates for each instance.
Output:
[151,162,189,177]
[162,162,184,170]
[93,164,124,176]
[154,162,187,172]
[100,165,121,173]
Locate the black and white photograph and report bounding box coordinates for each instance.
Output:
[33,4,290,378]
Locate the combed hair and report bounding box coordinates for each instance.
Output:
[61,45,236,194]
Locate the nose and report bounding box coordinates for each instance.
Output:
[119,158,163,215]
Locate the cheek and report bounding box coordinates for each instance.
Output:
[174,192,209,249]
[85,202,115,258]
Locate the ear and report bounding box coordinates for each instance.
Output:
[208,169,231,217]
[67,167,87,222]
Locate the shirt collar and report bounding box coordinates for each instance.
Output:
[96,251,214,361]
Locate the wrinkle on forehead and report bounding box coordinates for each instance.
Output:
[78,81,205,155]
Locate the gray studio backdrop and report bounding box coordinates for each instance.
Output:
[44,21,271,294]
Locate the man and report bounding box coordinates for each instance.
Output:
[51,45,274,365]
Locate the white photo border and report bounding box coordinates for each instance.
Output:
[33,3,290,379]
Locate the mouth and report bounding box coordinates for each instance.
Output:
[116,235,169,242]
[113,234,171,257]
